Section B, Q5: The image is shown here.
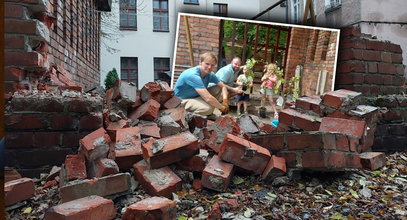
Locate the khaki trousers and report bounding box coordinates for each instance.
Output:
[180,85,222,116]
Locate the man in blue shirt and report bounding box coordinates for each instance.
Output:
[214,57,242,106]
[174,52,241,116]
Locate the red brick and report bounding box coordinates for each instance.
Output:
[378,63,397,74]
[366,40,386,51]
[44,195,115,220]
[5,51,47,68]
[4,67,24,81]
[160,107,188,129]
[60,173,131,202]
[367,62,377,73]
[141,132,199,169]
[5,35,25,50]
[203,116,242,152]
[295,96,321,113]
[187,113,207,130]
[79,113,103,130]
[325,152,346,168]
[321,89,362,108]
[339,49,363,61]
[287,132,323,150]
[325,110,352,119]
[139,122,161,139]
[279,108,297,126]
[339,38,366,49]
[64,154,87,180]
[349,137,362,152]
[201,155,234,192]
[5,132,33,148]
[5,114,48,130]
[193,179,203,191]
[319,117,366,138]
[112,80,138,106]
[335,135,349,151]
[88,158,119,178]
[133,160,182,197]
[340,27,361,38]
[322,132,336,150]
[5,3,24,18]
[345,153,362,168]
[4,168,22,183]
[294,113,321,131]
[33,132,61,147]
[62,132,88,148]
[5,178,35,206]
[391,53,403,64]
[122,197,176,220]
[262,156,286,181]
[364,74,383,85]
[359,152,386,170]
[105,119,131,140]
[129,99,160,121]
[5,20,38,34]
[258,123,278,133]
[79,127,111,161]
[219,133,271,174]
[163,95,181,109]
[363,50,381,62]
[114,127,143,169]
[141,81,173,103]
[337,61,365,73]
[176,149,209,172]
[301,152,324,168]
[67,99,90,113]
[248,135,285,151]
[386,43,402,53]
[381,52,392,63]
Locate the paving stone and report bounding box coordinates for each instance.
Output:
[44,195,115,220]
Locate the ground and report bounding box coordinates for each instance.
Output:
[5,152,407,220]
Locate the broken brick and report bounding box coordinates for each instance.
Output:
[319,117,366,138]
[204,116,241,152]
[64,154,87,180]
[114,127,143,170]
[112,80,138,107]
[192,179,203,191]
[295,95,321,114]
[176,149,209,172]
[133,160,182,197]
[160,107,188,129]
[105,119,130,141]
[88,158,119,178]
[163,95,181,109]
[287,132,323,150]
[141,131,199,169]
[359,152,386,170]
[157,115,182,138]
[59,173,131,203]
[139,122,161,139]
[140,81,174,103]
[262,155,286,181]
[237,114,260,134]
[122,196,176,220]
[279,108,298,126]
[79,127,111,161]
[219,133,271,174]
[321,89,361,109]
[44,195,115,220]
[186,112,207,131]
[294,113,321,131]
[5,178,35,206]
[129,99,160,121]
[201,155,234,192]
[4,167,22,183]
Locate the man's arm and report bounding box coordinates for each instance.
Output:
[217,81,242,96]
[195,88,225,110]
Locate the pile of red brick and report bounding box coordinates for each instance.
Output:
[5,83,387,219]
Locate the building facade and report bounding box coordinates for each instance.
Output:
[100,0,288,88]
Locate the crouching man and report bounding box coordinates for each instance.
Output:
[174,52,241,116]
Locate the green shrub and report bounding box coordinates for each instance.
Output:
[104,68,119,90]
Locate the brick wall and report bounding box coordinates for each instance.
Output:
[4,0,101,95]
[4,93,103,177]
[335,27,405,95]
[285,28,337,96]
[174,15,221,82]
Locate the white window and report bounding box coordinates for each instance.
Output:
[325,0,341,10]
[292,0,300,23]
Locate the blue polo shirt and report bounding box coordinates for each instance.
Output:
[174,66,220,99]
[215,64,235,87]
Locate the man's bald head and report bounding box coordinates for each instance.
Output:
[231,57,242,71]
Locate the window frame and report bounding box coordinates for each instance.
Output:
[153,57,171,81]
[291,0,300,23]
[120,57,138,87]
[213,3,228,17]
[183,0,199,5]
[153,0,169,32]
[324,0,341,13]
[119,0,137,30]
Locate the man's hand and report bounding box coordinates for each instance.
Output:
[234,87,243,94]
[219,104,229,114]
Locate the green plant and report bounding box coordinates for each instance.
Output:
[271,67,301,99]
[244,57,257,79]
[104,68,119,90]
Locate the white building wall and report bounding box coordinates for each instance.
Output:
[101,0,288,88]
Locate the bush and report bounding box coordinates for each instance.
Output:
[104,68,119,90]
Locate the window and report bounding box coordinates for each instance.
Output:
[213,3,227,17]
[153,0,169,31]
[154,58,171,83]
[325,0,341,11]
[184,0,198,4]
[291,0,300,23]
[120,0,137,30]
[120,57,138,86]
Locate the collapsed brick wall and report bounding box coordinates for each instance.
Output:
[174,15,221,82]
[4,0,101,95]
[4,92,103,177]
[285,28,337,96]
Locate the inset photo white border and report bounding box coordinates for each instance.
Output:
[171,12,340,97]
